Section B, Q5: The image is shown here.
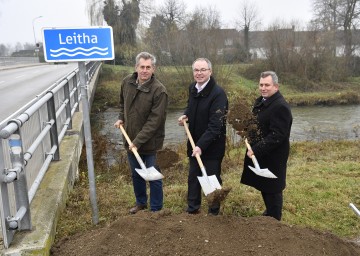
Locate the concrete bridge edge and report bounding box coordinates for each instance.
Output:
[3,64,102,256]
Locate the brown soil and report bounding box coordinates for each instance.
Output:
[51,149,360,256]
[157,148,180,169]
[206,187,232,206]
[51,210,360,256]
[227,99,257,138]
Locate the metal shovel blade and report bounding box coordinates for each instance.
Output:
[197,174,222,196]
[248,165,277,179]
[135,166,164,181]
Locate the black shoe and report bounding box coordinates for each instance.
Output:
[186,208,200,215]
[129,205,147,214]
[208,207,219,216]
[187,210,200,215]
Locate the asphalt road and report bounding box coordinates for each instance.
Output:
[0,63,78,123]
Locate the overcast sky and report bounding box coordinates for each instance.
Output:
[0,0,313,46]
[0,0,89,46]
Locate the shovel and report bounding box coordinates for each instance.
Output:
[182,120,222,196]
[349,203,360,217]
[244,138,277,179]
[119,125,164,181]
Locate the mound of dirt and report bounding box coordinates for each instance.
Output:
[51,210,360,256]
[157,148,180,169]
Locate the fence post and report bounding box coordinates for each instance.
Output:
[8,130,32,231]
[0,138,14,248]
[64,81,72,130]
[47,94,60,161]
[74,74,80,112]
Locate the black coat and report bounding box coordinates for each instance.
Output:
[241,91,293,193]
[184,76,228,160]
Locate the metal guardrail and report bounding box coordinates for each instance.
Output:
[0,57,40,66]
[0,61,101,248]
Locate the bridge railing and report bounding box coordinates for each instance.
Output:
[0,57,40,66]
[0,61,101,248]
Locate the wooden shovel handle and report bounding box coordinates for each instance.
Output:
[244,138,252,152]
[119,125,143,166]
[182,120,205,169]
[245,138,258,166]
[119,125,131,145]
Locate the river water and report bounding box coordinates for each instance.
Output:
[100,105,360,148]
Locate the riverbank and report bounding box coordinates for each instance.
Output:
[91,65,360,113]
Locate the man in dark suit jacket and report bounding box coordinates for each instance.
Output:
[178,58,228,216]
[241,71,293,221]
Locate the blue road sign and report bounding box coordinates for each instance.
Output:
[42,27,114,62]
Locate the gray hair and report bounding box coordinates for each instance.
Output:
[192,57,212,70]
[135,52,156,66]
[261,71,278,84]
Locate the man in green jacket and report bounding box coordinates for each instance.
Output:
[114,52,168,214]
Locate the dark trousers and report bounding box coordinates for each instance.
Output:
[187,157,223,214]
[261,191,283,221]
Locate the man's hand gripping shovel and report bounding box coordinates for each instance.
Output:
[182,120,222,195]
[119,124,164,181]
[244,138,277,179]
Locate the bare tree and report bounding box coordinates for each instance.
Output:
[86,0,105,25]
[183,7,221,61]
[0,44,10,56]
[159,0,187,30]
[236,0,260,61]
[338,0,360,59]
[86,0,153,27]
[311,0,360,70]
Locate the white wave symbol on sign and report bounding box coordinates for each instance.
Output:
[49,47,108,57]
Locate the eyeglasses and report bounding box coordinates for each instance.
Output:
[193,68,210,73]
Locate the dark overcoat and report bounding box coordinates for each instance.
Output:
[184,76,228,160]
[241,91,293,193]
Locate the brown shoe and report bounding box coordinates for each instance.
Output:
[129,205,147,214]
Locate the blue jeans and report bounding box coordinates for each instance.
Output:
[127,152,163,211]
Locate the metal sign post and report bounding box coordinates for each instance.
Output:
[78,61,98,224]
[42,26,114,224]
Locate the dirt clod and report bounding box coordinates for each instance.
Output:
[227,99,258,138]
[206,187,232,206]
